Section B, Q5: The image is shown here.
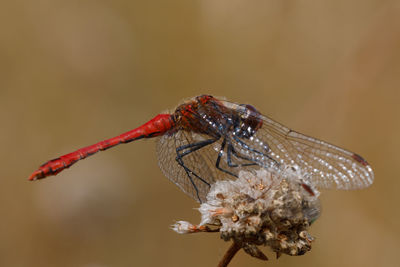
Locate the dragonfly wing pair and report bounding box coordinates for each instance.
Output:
[156,101,374,203]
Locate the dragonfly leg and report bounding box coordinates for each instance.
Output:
[175,138,218,203]
[215,137,238,177]
[231,135,280,168]
[215,137,258,177]
[176,139,215,156]
[226,140,259,167]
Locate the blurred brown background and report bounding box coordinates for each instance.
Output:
[1,0,399,266]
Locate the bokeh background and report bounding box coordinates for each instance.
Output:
[1,0,399,266]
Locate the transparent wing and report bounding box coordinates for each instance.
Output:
[246,112,374,190]
[156,131,215,203]
[156,129,265,203]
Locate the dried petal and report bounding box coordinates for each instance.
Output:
[243,243,268,261]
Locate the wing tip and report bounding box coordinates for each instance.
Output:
[352,153,369,167]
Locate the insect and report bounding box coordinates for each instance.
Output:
[29,95,374,203]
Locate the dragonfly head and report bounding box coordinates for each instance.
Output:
[236,104,263,138]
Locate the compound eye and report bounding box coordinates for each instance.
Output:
[244,104,258,113]
[239,104,258,119]
[238,104,263,135]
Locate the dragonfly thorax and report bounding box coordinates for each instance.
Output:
[173,96,263,140]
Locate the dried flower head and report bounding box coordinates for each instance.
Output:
[172,166,321,262]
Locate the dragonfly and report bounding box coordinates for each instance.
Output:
[29,95,374,203]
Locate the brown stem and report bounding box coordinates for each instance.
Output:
[217,241,241,267]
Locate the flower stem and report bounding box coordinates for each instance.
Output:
[217,241,241,267]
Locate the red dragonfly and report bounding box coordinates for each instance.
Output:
[29,95,374,203]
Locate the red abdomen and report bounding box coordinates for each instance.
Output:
[29,114,174,180]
